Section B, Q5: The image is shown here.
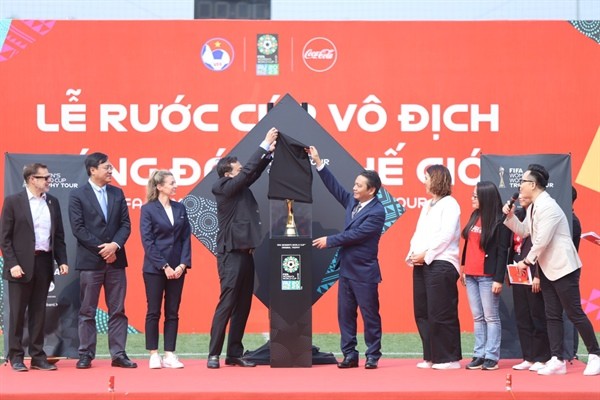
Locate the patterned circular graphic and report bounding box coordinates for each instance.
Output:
[184,195,218,254]
[182,194,201,214]
[569,20,600,44]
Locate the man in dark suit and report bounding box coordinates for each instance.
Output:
[207,127,278,369]
[308,146,385,370]
[1,163,69,372]
[68,152,136,369]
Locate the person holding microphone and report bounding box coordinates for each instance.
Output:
[503,164,599,376]
[509,195,551,372]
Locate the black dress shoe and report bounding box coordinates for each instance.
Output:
[225,357,256,367]
[76,355,92,369]
[111,355,138,368]
[337,357,359,368]
[207,355,220,369]
[365,357,379,369]
[31,359,57,371]
[11,361,28,372]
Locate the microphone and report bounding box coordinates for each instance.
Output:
[502,192,519,221]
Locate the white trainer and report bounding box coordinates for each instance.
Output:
[512,360,533,370]
[416,360,433,369]
[149,353,162,369]
[583,354,600,376]
[163,353,184,369]
[432,361,461,370]
[528,361,546,372]
[537,356,566,375]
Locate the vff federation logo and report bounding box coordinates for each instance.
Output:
[302,37,337,72]
[201,38,234,71]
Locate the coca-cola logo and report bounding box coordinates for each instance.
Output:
[302,37,337,72]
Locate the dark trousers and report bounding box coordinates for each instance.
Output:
[7,253,53,363]
[208,251,254,358]
[413,260,462,363]
[143,272,185,352]
[562,271,580,360]
[512,284,551,362]
[78,266,128,359]
[540,268,600,359]
[338,276,382,360]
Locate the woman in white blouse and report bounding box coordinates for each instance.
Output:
[406,164,462,370]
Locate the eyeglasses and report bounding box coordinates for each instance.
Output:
[33,175,52,181]
[520,179,534,185]
[99,165,114,171]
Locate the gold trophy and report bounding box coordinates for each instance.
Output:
[284,199,298,237]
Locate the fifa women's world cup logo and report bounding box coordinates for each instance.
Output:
[498,166,506,188]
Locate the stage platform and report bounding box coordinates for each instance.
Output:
[1,358,598,400]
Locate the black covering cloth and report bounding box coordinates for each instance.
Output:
[268,132,313,203]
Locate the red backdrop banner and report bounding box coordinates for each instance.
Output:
[1,20,599,333]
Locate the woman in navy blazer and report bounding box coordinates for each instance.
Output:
[140,170,191,369]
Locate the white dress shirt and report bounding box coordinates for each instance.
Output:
[27,188,51,252]
[406,195,461,272]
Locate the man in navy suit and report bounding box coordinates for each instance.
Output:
[68,152,136,369]
[207,127,278,369]
[308,146,385,369]
[1,163,69,372]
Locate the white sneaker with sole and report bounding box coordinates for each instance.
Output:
[583,354,600,376]
[537,356,566,375]
[163,353,184,369]
[512,360,533,370]
[149,353,162,369]
[432,361,461,370]
[416,361,433,369]
[528,361,546,372]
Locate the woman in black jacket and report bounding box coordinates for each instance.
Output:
[460,181,511,371]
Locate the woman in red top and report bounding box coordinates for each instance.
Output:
[460,181,511,370]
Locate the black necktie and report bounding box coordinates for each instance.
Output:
[352,204,362,219]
